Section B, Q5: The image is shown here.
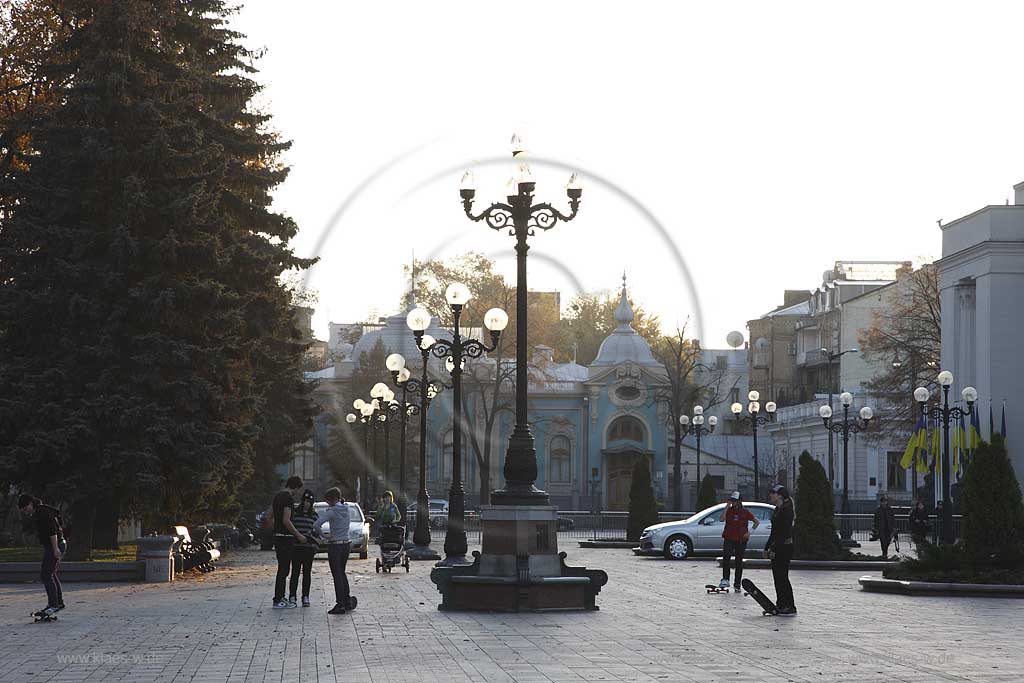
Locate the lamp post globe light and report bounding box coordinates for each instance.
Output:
[406,285,506,565]
[460,138,581,505]
[818,392,874,539]
[916,372,976,544]
[731,391,776,501]
[679,408,717,493]
[821,347,859,493]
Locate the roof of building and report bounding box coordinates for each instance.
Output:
[761,299,810,318]
[590,274,660,368]
[344,304,448,370]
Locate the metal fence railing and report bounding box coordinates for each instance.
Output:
[421,511,963,547]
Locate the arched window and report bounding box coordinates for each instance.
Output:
[608,416,645,444]
[291,439,316,480]
[549,436,572,483]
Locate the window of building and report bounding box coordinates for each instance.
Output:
[549,436,571,483]
[291,440,316,481]
[716,355,728,370]
[608,416,645,444]
[886,451,906,491]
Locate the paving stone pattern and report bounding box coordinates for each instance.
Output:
[0,539,1020,682]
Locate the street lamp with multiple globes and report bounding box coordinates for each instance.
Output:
[406,283,508,565]
[915,371,976,544]
[459,136,582,504]
[679,406,718,489]
[818,393,874,536]
[347,397,380,509]
[731,391,776,501]
[822,347,859,489]
[369,382,398,495]
[391,327,445,560]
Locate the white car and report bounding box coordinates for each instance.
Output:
[634,502,776,560]
[313,502,370,560]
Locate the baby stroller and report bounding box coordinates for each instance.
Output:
[375,523,409,573]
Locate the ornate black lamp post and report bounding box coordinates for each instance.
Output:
[392,336,444,560]
[822,347,858,492]
[818,392,874,538]
[406,283,507,564]
[915,372,976,544]
[679,406,718,488]
[459,139,582,504]
[731,391,776,501]
[347,398,379,509]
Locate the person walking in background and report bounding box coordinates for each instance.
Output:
[872,495,897,559]
[272,476,308,609]
[718,491,759,591]
[376,491,401,525]
[932,500,944,544]
[18,494,66,619]
[315,487,352,615]
[765,484,796,615]
[909,499,929,556]
[288,490,319,607]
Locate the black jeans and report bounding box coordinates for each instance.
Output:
[326,542,351,607]
[41,540,65,608]
[273,537,294,602]
[289,546,315,598]
[771,543,795,610]
[721,538,747,584]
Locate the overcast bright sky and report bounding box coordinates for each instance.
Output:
[230,1,1024,349]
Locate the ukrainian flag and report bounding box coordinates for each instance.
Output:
[969,405,981,450]
[929,415,941,475]
[900,414,927,470]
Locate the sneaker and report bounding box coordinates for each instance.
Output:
[287,597,297,608]
[33,608,50,617]
[301,597,310,607]
[777,606,798,616]
[327,604,347,615]
[272,599,289,609]
[718,578,730,589]
[733,583,741,592]
[56,603,65,611]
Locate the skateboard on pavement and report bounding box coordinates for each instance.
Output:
[741,578,777,615]
[705,584,730,594]
[32,610,57,623]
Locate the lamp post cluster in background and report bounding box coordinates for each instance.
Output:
[406,283,507,565]
[679,406,718,488]
[823,347,858,490]
[731,391,776,501]
[818,392,873,536]
[346,395,394,509]
[915,371,976,544]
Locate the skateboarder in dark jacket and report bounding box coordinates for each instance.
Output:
[765,484,796,615]
[18,494,66,619]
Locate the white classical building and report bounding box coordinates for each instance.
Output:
[938,180,1024,489]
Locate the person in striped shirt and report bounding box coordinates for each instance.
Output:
[288,490,320,607]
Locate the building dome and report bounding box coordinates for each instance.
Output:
[590,274,660,367]
[346,304,446,370]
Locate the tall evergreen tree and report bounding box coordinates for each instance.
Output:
[792,451,844,559]
[626,457,658,542]
[961,434,1024,568]
[0,0,314,556]
[697,473,717,511]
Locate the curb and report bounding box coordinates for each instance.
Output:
[579,540,635,549]
[717,558,898,570]
[858,575,1024,596]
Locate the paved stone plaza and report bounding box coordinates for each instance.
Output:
[0,540,1020,682]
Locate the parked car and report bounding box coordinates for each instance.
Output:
[313,501,370,560]
[633,502,776,560]
[406,499,449,529]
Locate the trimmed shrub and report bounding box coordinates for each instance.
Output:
[960,434,1024,568]
[626,458,658,542]
[792,451,845,560]
[697,473,718,511]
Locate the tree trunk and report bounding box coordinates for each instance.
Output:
[65,498,97,561]
[479,468,491,506]
[91,492,120,549]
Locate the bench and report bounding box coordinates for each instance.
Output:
[173,526,221,573]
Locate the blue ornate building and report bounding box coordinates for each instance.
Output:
[302,277,671,510]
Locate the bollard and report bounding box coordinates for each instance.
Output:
[136,535,177,583]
